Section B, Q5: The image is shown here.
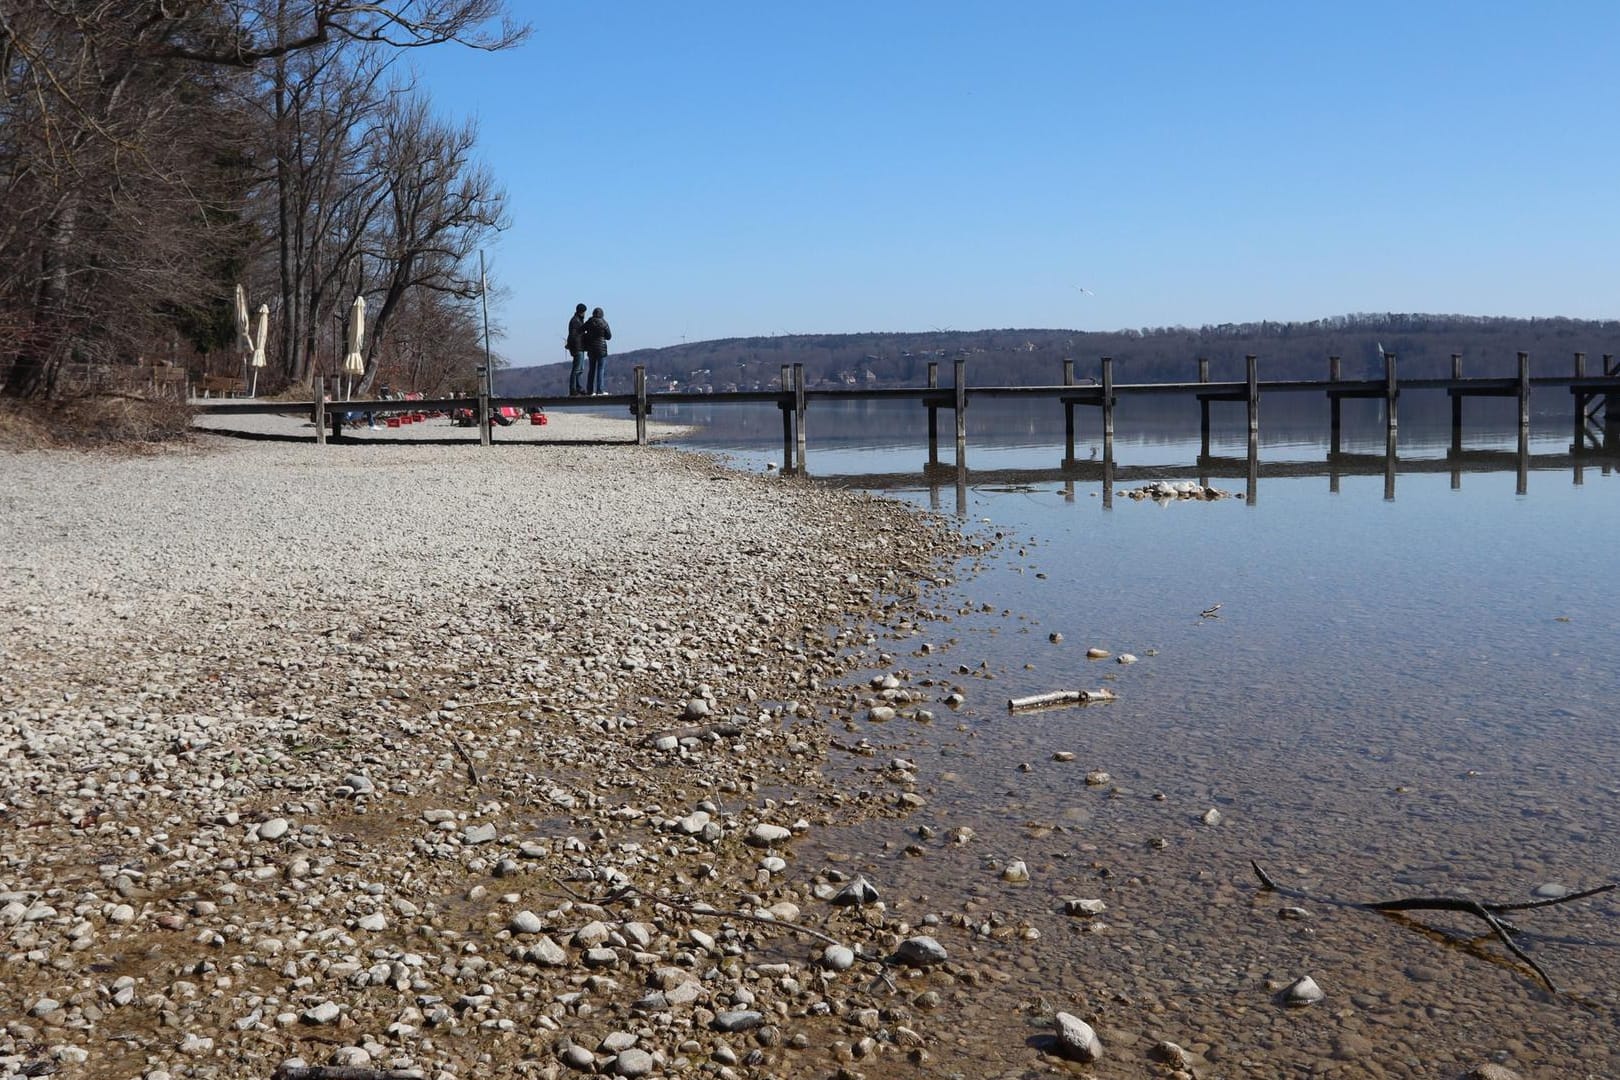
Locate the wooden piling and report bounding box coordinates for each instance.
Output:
[314,380,326,446]
[954,357,967,465]
[634,365,647,445]
[1450,353,1464,454]
[1062,359,1076,465]
[1518,351,1531,430]
[926,361,939,466]
[1245,354,1259,438]
[1384,350,1398,436]
[1198,357,1210,458]
[1573,353,1587,451]
[1101,356,1115,459]
[477,378,491,447]
[793,363,807,472]
[779,365,793,473]
[1328,355,1341,455]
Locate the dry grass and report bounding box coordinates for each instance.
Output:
[0,394,195,452]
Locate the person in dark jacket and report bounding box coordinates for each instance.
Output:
[583,307,612,395]
[565,303,588,396]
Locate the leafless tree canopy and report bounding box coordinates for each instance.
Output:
[0,0,527,398]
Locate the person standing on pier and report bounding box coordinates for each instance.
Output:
[565,303,588,396]
[584,307,612,395]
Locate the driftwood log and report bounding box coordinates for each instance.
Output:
[638,722,743,747]
[1007,688,1116,712]
[1252,860,1616,993]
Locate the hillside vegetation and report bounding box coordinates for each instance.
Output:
[500,313,1620,396]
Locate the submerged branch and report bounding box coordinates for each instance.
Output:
[1251,860,1616,993]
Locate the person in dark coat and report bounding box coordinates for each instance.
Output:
[565,303,588,396]
[583,307,612,395]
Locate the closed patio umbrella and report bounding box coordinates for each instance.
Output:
[342,295,366,399]
[249,303,268,397]
[234,284,251,394]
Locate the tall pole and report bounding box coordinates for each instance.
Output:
[479,251,493,446]
[480,250,494,401]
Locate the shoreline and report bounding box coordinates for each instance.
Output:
[0,415,976,1079]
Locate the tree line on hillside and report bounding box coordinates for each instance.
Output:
[1,1,527,400]
[500,313,1620,396]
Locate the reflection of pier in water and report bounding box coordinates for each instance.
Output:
[813,433,1615,517]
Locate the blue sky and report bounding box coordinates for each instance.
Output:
[407,2,1620,360]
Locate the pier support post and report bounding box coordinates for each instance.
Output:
[1062,358,1075,466]
[1198,356,1211,458]
[1245,354,1259,440]
[1101,356,1115,460]
[1572,353,1586,453]
[477,374,491,447]
[1245,432,1259,506]
[778,365,794,474]
[954,357,967,466]
[1328,355,1341,456]
[926,362,939,467]
[634,365,647,445]
[1517,352,1531,432]
[314,380,327,446]
[1384,350,1398,437]
[1450,353,1464,454]
[793,363,807,473]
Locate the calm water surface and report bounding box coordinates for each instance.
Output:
[673,399,1620,1077]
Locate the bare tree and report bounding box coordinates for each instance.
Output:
[0,2,252,396]
[0,0,527,399]
[356,93,506,394]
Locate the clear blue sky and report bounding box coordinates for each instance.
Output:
[407,1,1620,361]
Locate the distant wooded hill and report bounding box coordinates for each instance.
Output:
[498,314,1620,396]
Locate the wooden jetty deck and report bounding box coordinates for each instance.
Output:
[192,351,1620,474]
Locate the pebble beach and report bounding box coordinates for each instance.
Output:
[0,410,981,1080]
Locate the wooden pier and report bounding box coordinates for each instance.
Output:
[192,351,1620,474]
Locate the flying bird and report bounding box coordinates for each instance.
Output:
[1073,285,1094,296]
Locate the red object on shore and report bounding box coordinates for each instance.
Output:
[386,417,401,428]
[531,413,547,425]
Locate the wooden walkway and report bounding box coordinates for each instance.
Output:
[191,351,1620,471]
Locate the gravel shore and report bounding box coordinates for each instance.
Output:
[0,411,973,1080]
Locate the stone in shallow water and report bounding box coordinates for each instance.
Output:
[712,1009,764,1032]
[1532,882,1569,899]
[893,936,947,967]
[1053,1012,1103,1062]
[747,823,791,846]
[821,944,855,971]
[510,910,544,934]
[832,875,879,907]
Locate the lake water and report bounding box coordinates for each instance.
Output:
[670,397,1620,1077]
